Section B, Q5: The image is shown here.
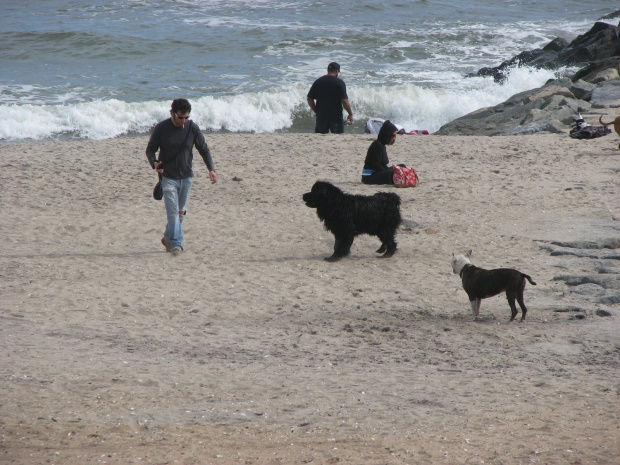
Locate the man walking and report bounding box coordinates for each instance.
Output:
[146,98,217,256]
[307,62,353,134]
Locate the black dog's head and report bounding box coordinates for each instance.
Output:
[303,181,342,209]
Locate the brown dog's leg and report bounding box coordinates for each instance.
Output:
[516,292,528,322]
[507,292,519,322]
[469,300,477,320]
[599,116,620,149]
[469,299,482,320]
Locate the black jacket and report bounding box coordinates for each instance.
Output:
[146,119,215,180]
[363,120,398,172]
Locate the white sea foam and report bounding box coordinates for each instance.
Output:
[351,66,557,132]
[0,100,164,141]
[0,65,555,141]
[0,86,309,140]
[191,88,306,133]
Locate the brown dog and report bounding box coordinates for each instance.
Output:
[451,251,536,322]
[599,115,620,149]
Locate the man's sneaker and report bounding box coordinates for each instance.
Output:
[171,248,182,256]
[161,237,172,253]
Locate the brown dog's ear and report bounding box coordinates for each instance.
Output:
[466,250,472,258]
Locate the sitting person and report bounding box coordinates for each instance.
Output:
[361,119,401,185]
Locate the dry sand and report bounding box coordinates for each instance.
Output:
[1,132,619,464]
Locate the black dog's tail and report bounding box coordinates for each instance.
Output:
[522,273,536,286]
[374,192,401,206]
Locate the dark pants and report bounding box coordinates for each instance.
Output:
[315,118,344,134]
[361,168,394,185]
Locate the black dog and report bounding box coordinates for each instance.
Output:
[451,250,537,322]
[303,181,401,262]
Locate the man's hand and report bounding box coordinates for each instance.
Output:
[307,97,316,114]
[342,99,353,125]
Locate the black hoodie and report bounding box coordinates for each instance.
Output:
[363,120,398,172]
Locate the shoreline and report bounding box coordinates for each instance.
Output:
[1,133,619,464]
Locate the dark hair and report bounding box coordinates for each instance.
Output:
[327,62,340,71]
[171,98,191,114]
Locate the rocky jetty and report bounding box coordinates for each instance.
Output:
[436,11,620,136]
[538,228,620,319]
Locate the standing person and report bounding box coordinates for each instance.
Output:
[361,119,399,185]
[307,62,353,134]
[146,98,218,256]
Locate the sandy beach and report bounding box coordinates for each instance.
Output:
[1,131,619,464]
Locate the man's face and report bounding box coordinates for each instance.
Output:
[170,110,190,127]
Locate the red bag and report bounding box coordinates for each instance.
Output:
[393,165,418,188]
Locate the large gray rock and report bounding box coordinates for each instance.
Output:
[435,79,594,136]
[569,80,597,100]
[599,9,620,21]
[557,22,620,66]
[436,13,620,136]
[471,21,620,82]
[564,283,620,304]
[572,57,620,82]
[553,274,620,290]
[590,80,620,108]
[539,244,620,260]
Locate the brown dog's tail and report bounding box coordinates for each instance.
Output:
[599,115,613,127]
[522,273,536,286]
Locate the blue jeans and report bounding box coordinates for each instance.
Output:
[162,175,193,251]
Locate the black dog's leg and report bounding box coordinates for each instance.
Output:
[326,235,354,262]
[382,240,397,258]
[516,292,528,321]
[377,230,397,258]
[507,292,519,322]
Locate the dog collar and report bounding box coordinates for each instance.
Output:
[459,264,473,278]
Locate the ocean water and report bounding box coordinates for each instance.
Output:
[1,0,619,141]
